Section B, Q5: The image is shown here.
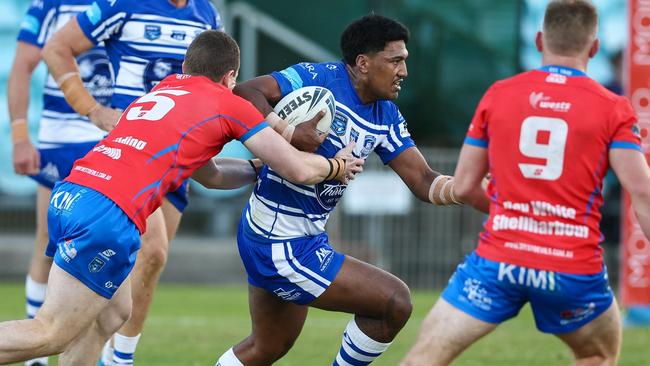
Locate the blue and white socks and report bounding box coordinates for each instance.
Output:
[112,333,141,366]
[332,319,392,366]
[215,348,244,366]
[25,275,48,366]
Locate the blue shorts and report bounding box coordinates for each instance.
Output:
[237,222,345,305]
[31,142,189,212]
[442,251,613,334]
[31,142,99,189]
[46,181,141,299]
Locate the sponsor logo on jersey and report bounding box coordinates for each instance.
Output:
[314,181,347,209]
[143,58,183,92]
[398,121,410,138]
[171,30,186,41]
[529,91,571,112]
[78,50,113,106]
[144,25,162,41]
[326,63,338,70]
[105,281,115,289]
[545,73,567,84]
[100,249,116,259]
[30,0,44,9]
[85,2,102,25]
[462,278,492,311]
[315,247,334,271]
[273,288,301,301]
[50,190,83,211]
[113,136,147,150]
[299,62,318,79]
[88,256,106,273]
[497,263,556,290]
[59,239,77,263]
[350,128,359,142]
[332,111,348,136]
[360,135,376,157]
[93,145,122,160]
[74,165,112,181]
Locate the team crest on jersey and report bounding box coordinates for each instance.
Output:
[78,50,113,106]
[171,30,186,41]
[332,111,348,136]
[360,135,376,157]
[315,181,347,209]
[88,257,106,273]
[350,128,359,142]
[143,58,183,92]
[144,25,162,41]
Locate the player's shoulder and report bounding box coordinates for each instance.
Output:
[294,61,345,79]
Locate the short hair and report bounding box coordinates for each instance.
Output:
[183,30,240,82]
[340,14,410,66]
[543,0,598,56]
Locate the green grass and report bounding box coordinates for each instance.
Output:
[1,283,649,365]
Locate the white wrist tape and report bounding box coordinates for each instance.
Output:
[428,175,461,205]
[266,111,293,142]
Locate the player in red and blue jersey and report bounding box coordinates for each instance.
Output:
[402,1,650,365]
[0,31,362,365]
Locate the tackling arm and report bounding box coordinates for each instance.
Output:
[243,127,363,185]
[8,42,42,175]
[452,144,490,213]
[191,157,261,189]
[610,149,650,239]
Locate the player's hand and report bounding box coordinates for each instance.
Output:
[89,105,121,132]
[12,140,40,176]
[336,142,364,184]
[291,110,327,152]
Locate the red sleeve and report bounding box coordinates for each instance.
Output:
[609,97,642,152]
[221,96,269,142]
[464,86,494,148]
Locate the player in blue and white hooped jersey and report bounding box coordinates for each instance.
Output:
[8,1,112,365]
[217,15,468,366]
[40,0,223,364]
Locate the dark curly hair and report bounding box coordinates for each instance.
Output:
[340,14,410,66]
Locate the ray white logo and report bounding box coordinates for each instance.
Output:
[113,136,147,150]
[93,145,122,160]
[529,92,571,112]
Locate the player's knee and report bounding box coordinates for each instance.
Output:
[244,336,295,363]
[385,279,413,330]
[98,299,132,336]
[140,240,169,272]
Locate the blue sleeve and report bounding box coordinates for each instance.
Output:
[17,0,57,48]
[271,62,330,97]
[77,0,127,45]
[375,107,416,164]
[211,3,225,32]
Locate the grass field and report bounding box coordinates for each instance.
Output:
[1,283,649,365]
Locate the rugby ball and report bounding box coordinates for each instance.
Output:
[273,86,336,134]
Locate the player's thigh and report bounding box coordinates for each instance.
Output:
[555,299,621,360]
[310,255,410,318]
[141,207,168,255]
[37,263,111,343]
[161,197,183,243]
[248,284,309,345]
[35,185,52,246]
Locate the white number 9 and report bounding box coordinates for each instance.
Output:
[518,116,568,181]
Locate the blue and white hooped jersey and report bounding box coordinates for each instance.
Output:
[244,61,415,240]
[77,0,223,110]
[17,0,111,146]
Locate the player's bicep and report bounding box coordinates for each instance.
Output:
[46,17,94,57]
[610,148,650,197]
[13,42,42,72]
[234,75,282,114]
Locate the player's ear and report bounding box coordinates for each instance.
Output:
[588,38,599,59]
[535,31,544,53]
[221,69,237,90]
[356,54,370,74]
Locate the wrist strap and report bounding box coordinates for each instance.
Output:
[11,119,29,143]
[247,159,259,179]
[428,175,461,205]
[324,157,345,182]
[59,73,99,116]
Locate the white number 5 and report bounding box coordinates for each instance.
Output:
[518,116,568,181]
[126,89,190,121]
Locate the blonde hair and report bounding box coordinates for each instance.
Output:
[543,0,598,56]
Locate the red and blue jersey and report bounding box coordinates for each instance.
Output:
[466,65,641,274]
[65,74,267,232]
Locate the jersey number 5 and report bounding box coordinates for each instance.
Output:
[126,89,190,121]
[518,116,568,181]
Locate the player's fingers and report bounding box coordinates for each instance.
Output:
[28,152,41,175]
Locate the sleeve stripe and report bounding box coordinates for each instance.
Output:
[464,137,488,148]
[609,141,643,152]
[239,122,270,142]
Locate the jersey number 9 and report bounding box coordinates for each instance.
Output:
[518,116,568,181]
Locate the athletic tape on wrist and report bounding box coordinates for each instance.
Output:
[11,119,29,143]
[59,73,99,116]
[428,175,461,205]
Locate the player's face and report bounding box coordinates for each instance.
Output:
[366,40,408,100]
